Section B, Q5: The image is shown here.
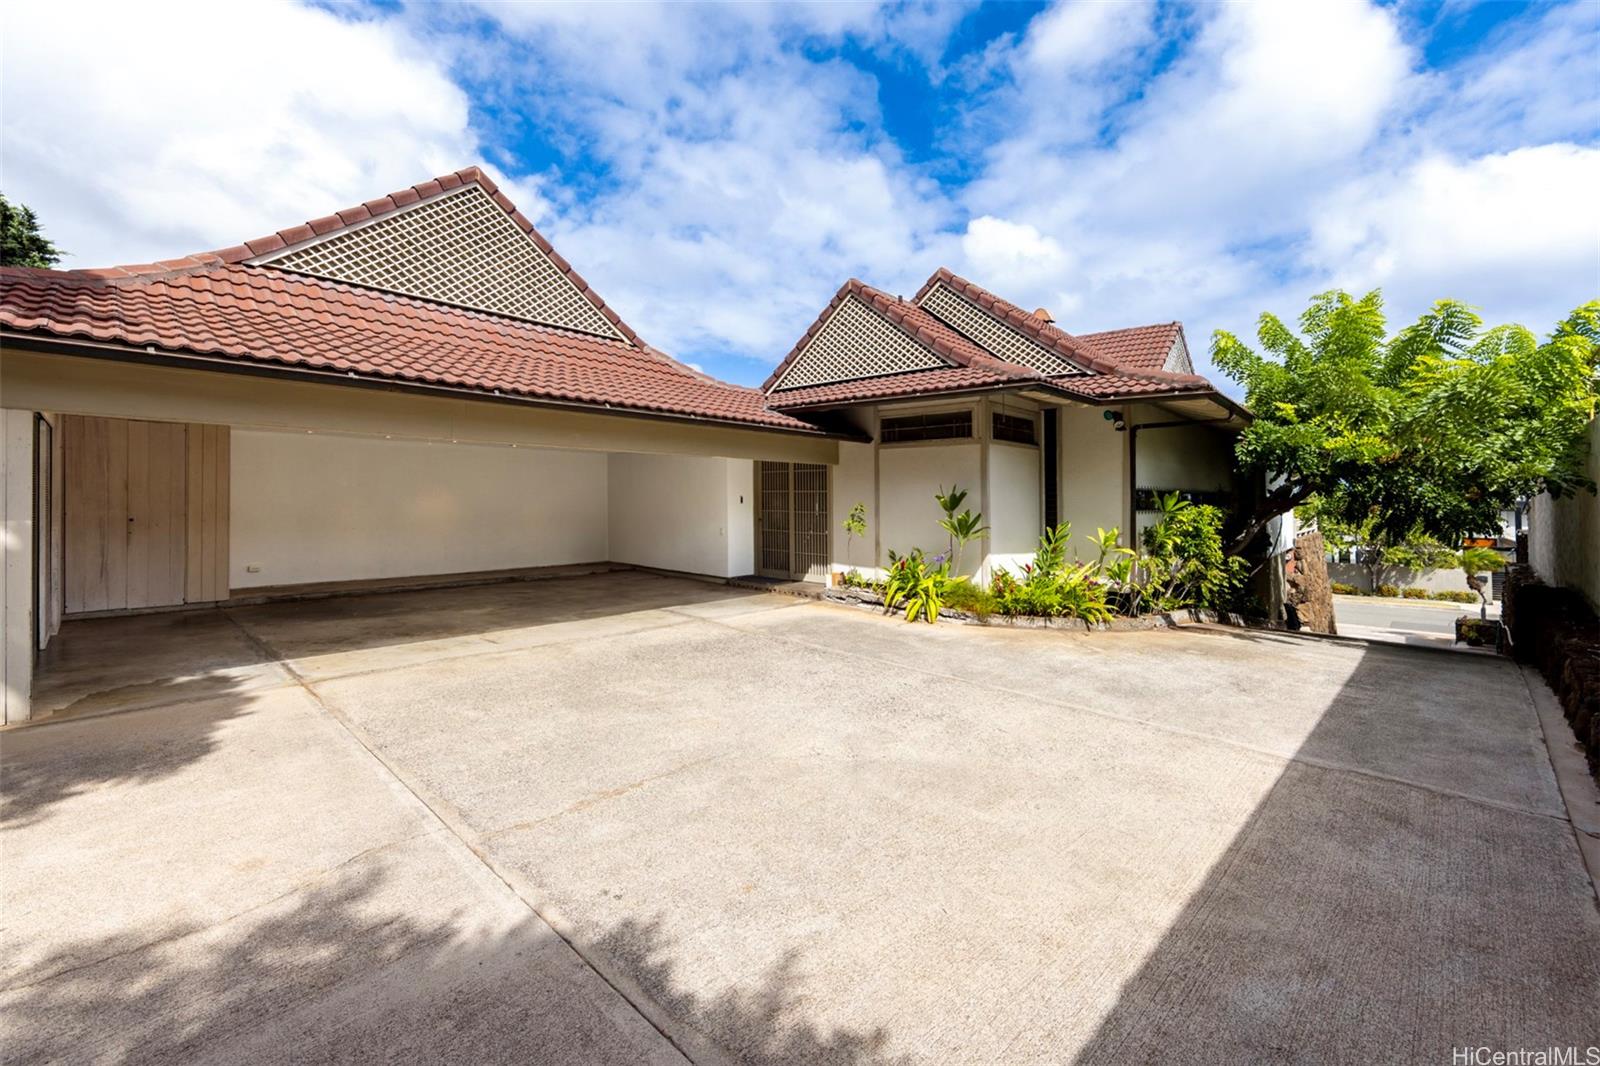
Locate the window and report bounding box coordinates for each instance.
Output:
[880,410,973,443]
[992,411,1038,445]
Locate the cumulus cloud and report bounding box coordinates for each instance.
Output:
[0,2,516,268]
[2,0,1594,389]
[1309,144,1600,326]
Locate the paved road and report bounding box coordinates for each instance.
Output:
[5,573,1594,1064]
[1334,595,1493,636]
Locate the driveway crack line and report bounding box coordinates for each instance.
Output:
[689,605,1573,827]
[216,609,719,1066]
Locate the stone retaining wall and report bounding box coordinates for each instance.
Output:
[1505,564,1600,782]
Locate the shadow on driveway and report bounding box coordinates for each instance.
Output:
[1071,631,1599,1063]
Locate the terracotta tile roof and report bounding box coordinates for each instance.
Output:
[0,263,821,433]
[763,278,1042,393]
[765,268,1221,410]
[913,268,1129,377]
[766,366,1018,409]
[1053,373,1208,399]
[1078,322,1185,373]
[63,167,643,347]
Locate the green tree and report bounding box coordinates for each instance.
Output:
[1,193,62,268]
[1213,290,1599,553]
[1309,504,1455,590]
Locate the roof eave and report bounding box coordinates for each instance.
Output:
[1,331,866,442]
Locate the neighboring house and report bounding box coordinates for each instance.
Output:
[0,167,1246,722]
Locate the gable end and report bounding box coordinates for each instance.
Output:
[255,184,625,340]
[771,295,946,391]
[917,283,1085,377]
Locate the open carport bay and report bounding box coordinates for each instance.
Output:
[3,571,1597,1064]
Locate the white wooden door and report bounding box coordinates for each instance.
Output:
[64,416,189,613]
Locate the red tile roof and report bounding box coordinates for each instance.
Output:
[0,166,835,434]
[65,167,644,348]
[0,263,821,433]
[764,366,1019,409]
[763,278,1043,393]
[765,268,1221,411]
[1079,322,1186,373]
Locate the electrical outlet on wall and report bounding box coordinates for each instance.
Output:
[245,564,262,573]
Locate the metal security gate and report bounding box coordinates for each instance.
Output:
[756,461,829,580]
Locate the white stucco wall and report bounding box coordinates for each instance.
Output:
[1058,406,1126,546]
[1529,415,1600,610]
[230,429,609,588]
[1135,424,1234,494]
[878,443,981,573]
[832,440,877,574]
[1326,561,1490,601]
[985,441,1041,578]
[608,452,753,578]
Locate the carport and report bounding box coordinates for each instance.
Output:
[0,166,846,723]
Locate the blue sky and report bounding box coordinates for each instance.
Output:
[4,1,1597,393]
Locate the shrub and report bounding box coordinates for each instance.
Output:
[1331,582,1360,595]
[942,580,997,620]
[990,528,1114,624]
[1430,590,1478,603]
[1140,495,1248,611]
[882,548,956,624]
[1401,587,1429,599]
[1376,584,1400,597]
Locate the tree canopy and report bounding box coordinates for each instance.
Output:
[1212,290,1600,552]
[1,193,62,269]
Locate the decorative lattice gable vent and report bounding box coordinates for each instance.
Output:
[918,283,1084,376]
[258,185,624,340]
[772,296,946,390]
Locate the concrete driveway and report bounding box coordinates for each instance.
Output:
[4,571,1597,1064]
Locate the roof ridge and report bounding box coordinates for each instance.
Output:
[69,166,642,348]
[914,268,1208,386]
[762,277,1041,393]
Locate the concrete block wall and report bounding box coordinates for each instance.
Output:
[1529,416,1600,612]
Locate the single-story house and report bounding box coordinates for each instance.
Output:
[0,167,1248,722]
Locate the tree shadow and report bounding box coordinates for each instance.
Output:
[1,676,253,829]
[594,916,912,1066]
[2,857,906,1065]
[1068,639,1600,1063]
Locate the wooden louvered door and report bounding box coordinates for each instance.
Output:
[756,461,829,580]
[64,416,190,613]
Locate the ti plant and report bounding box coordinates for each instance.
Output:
[883,547,960,624]
[935,484,989,574]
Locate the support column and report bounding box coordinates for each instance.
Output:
[2,409,37,723]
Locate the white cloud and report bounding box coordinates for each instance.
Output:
[459,1,962,366]
[961,216,1071,297]
[0,2,492,267]
[950,0,1599,387]
[1309,144,1600,326]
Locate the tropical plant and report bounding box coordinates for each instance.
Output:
[1212,291,1600,554]
[882,548,959,624]
[1139,493,1248,610]
[842,502,867,554]
[935,484,988,573]
[1032,522,1071,577]
[0,193,62,268]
